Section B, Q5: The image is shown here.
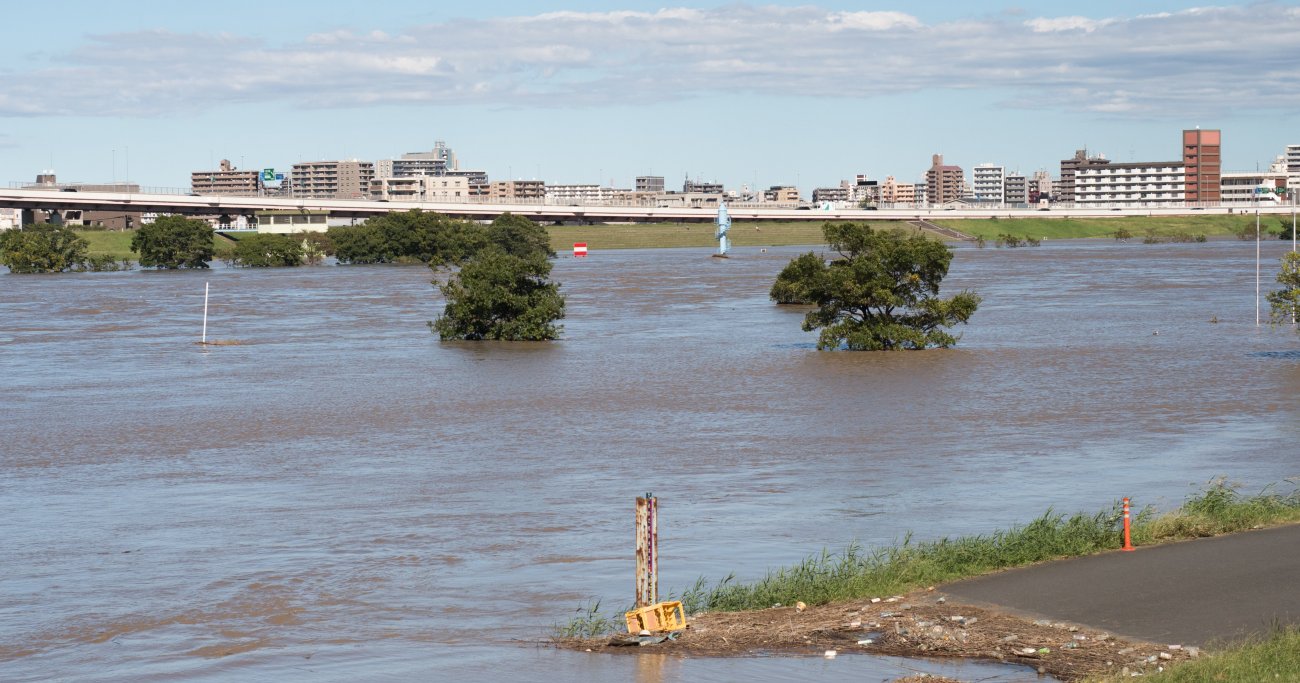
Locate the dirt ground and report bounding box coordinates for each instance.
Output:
[557,589,1201,682]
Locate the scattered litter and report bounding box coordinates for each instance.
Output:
[936,596,947,604]
[823,649,837,659]
[870,598,882,604]
[848,620,861,628]
[1186,647,1200,657]
[1167,644,1182,651]
[1158,652,1173,660]
[795,601,807,612]
[857,639,874,645]
[1020,648,1038,655]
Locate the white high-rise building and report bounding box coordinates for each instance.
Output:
[1075,162,1185,206]
[972,164,1005,204]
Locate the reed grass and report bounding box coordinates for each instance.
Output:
[561,479,1300,637]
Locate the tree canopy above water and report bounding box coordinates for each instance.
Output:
[772,222,981,350]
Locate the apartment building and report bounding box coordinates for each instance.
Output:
[1075,162,1185,206]
[1183,129,1222,204]
[684,178,724,194]
[489,180,545,202]
[925,154,963,206]
[1059,149,1111,204]
[972,164,1005,204]
[812,186,849,204]
[635,176,665,193]
[1030,170,1053,203]
[546,184,625,204]
[191,159,261,196]
[1004,174,1028,206]
[370,175,470,202]
[289,160,374,199]
[880,176,917,205]
[763,186,800,203]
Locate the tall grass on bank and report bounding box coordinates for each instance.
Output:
[1087,627,1300,683]
[560,480,1300,637]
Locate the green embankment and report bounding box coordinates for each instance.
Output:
[76,229,234,261]
[934,215,1260,241]
[546,221,829,251]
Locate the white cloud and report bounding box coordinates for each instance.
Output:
[0,4,1297,119]
[1024,16,1115,32]
[829,11,922,31]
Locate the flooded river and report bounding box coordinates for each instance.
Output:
[2,238,1298,682]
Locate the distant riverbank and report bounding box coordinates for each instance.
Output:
[72,214,1284,260]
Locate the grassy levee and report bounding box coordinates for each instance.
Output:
[1086,627,1300,682]
[560,480,1300,638]
[934,215,1259,241]
[546,221,832,251]
[77,229,138,260]
[77,229,233,261]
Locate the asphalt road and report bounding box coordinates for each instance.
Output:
[940,524,1300,646]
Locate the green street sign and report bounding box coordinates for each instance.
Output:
[262,168,276,182]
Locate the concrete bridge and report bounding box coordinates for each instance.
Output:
[1,186,1295,228]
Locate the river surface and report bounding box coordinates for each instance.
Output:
[2,238,1298,682]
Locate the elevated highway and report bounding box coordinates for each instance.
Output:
[1,187,1295,227]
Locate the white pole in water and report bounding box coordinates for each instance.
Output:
[1255,207,1261,327]
[202,282,209,344]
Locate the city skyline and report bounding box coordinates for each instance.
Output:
[3,1,1299,191]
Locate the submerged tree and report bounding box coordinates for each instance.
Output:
[769,252,824,304]
[431,247,565,341]
[0,223,89,273]
[1267,252,1300,330]
[775,222,981,350]
[131,215,214,269]
[228,233,303,267]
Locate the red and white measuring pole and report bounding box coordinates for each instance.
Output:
[1121,497,1135,552]
[573,242,588,257]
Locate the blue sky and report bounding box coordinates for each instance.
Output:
[3,1,1299,192]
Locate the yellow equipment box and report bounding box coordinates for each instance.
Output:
[624,601,687,633]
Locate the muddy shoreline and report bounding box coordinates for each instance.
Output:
[558,590,1199,682]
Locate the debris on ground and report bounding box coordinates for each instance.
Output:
[557,590,1199,682]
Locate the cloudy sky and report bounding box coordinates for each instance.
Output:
[3,1,1299,192]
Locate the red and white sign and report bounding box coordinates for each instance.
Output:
[573,242,588,257]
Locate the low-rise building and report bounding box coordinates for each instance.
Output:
[489,180,545,202]
[1075,162,1185,206]
[191,159,262,196]
[370,175,470,202]
[546,184,626,204]
[636,176,665,193]
[812,186,849,204]
[763,186,800,204]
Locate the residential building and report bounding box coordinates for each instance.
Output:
[370,175,469,202]
[1,208,20,230]
[653,192,722,209]
[972,164,1005,204]
[1059,149,1111,204]
[763,186,800,203]
[686,178,728,193]
[880,176,917,205]
[812,186,849,204]
[925,154,963,206]
[376,142,460,179]
[191,159,261,196]
[1283,144,1300,192]
[289,160,374,199]
[1075,161,1185,206]
[1030,170,1053,203]
[1004,174,1028,206]
[635,176,665,193]
[848,175,880,204]
[1183,128,1221,204]
[1221,156,1288,205]
[489,180,546,202]
[546,184,625,204]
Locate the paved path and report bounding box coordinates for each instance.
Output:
[940,524,1300,646]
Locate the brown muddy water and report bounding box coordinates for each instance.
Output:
[2,239,1298,682]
